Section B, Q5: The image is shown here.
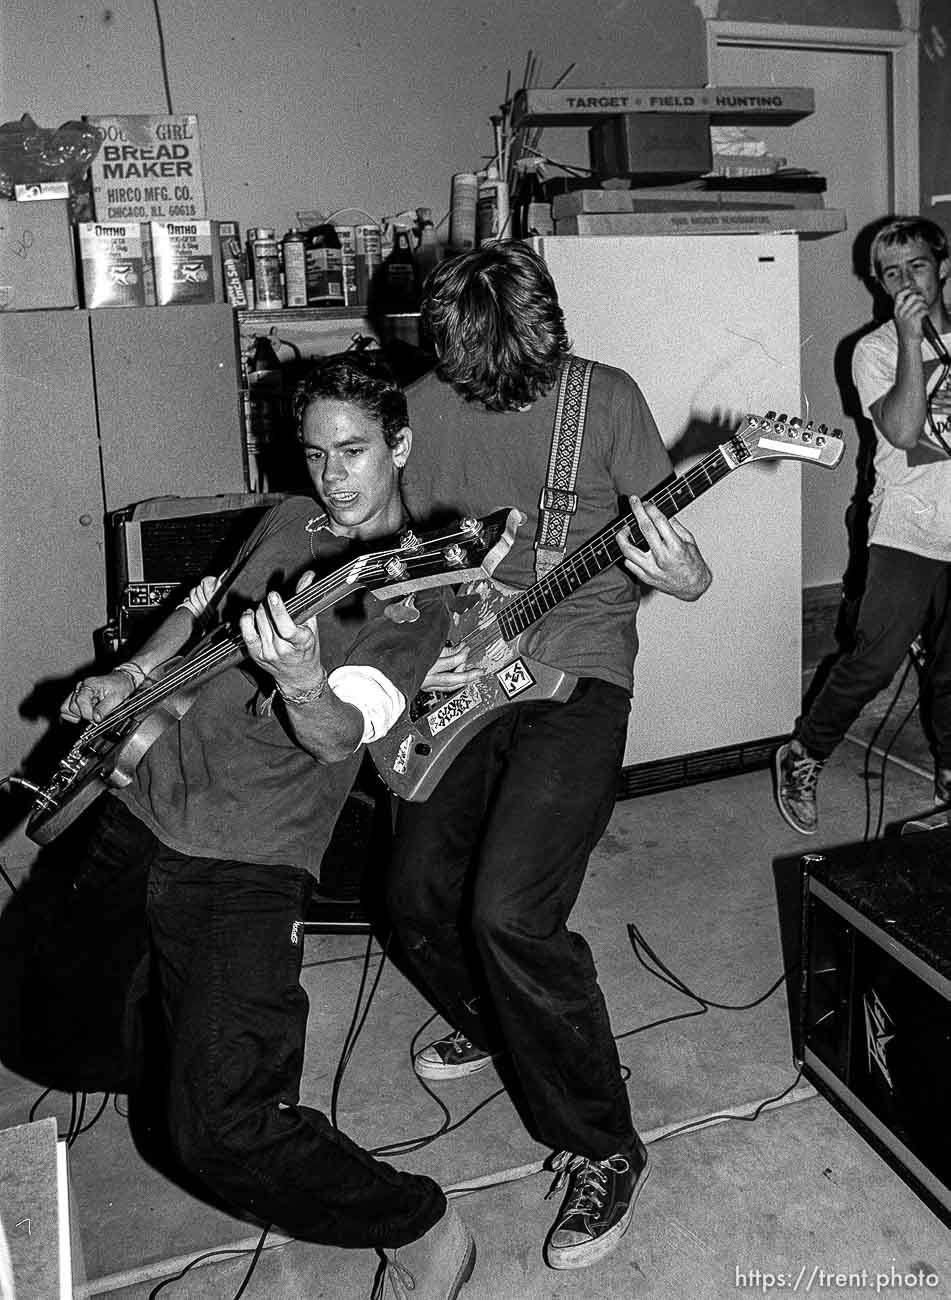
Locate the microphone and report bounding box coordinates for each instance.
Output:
[922,316,951,365]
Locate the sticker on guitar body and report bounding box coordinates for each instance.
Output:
[429,657,537,736]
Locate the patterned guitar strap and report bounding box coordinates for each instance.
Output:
[534,356,594,580]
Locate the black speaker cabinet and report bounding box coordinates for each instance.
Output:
[799,830,951,1225]
[106,492,284,650]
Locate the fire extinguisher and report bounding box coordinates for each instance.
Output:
[244,334,284,491]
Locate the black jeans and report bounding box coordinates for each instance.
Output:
[7,796,445,1250]
[387,678,636,1161]
[800,544,951,764]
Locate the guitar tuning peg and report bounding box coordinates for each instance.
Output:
[789,416,802,427]
[777,412,788,424]
[833,426,844,439]
[765,410,777,421]
[819,424,828,434]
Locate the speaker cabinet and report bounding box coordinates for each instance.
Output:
[799,831,951,1224]
[106,493,284,650]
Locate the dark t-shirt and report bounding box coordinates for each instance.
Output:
[402,361,672,691]
[117,496,449,871]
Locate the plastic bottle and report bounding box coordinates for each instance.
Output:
[414,207,440,287]
[476,164,511,245]
[512,159,553,239]
[381,225,419,313]
[245,336,284,489]
[303,224,344,306]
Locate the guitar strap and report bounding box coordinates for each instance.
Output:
[534,356,594,580]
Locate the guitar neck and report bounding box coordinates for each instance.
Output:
[499,441,734,639]
[80,552,385,742]
[77,509,517,744]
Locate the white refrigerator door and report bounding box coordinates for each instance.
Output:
[535,234,806,767]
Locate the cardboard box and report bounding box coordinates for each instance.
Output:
[0,199,78,310]
[150,219,223,304]
[589,114,712,180]
[511,85,815,129]
[77,221,155,308]
[553,208,847,238]
[551,188,824,219]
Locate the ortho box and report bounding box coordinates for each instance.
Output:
[77,221,155,308]
[0,199,78,310]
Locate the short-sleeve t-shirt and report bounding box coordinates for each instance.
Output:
[852,319,951,560]
[401,360,672,692]
[116,496,449,871]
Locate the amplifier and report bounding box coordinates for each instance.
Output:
[799,831,951,1225]
[107,493,285,649]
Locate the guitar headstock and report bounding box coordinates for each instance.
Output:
[366,507,525,600]
[729,411,844,470]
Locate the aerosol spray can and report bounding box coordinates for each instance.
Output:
[249,227,283,310]
[281,228,307,307]
[353,223,383,306]
[449,172,478,253]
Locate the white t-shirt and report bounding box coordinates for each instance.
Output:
[852,318,951,560]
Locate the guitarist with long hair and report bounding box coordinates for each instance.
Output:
[386,241,712,1274]
[2,352,476,1300]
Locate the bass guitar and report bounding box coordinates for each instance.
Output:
[26,509,521,846]
[371,412,844,801]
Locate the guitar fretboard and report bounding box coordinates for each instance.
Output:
[498,441,735,640]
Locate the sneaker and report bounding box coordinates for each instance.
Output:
[543,1137,651,1270]
[774,739,824,835]
[376,1202,475,1300]
[934,768,951,807]
[413,1031,494,1081]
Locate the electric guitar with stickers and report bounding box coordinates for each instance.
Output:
[371,412,844,801]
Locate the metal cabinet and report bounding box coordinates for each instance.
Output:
[0,305,246,873]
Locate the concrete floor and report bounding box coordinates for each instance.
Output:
[2,658,950,1298]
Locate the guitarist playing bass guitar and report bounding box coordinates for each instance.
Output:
[4,351,479,1296]
[385,242,712,1276]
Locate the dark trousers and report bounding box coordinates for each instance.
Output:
[387,678,635,1161]
[3,796,445,1250]
[799,544,951,764]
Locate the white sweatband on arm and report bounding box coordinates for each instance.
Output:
[327,666,406,744]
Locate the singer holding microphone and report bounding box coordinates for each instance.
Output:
[775,215,951,835]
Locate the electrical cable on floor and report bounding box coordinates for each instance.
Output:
[624,919,791,1017]
[330,929,391,1130]
[28,1085,114,1148]
[145,1224,275,1299]
[75,914,812,1297]
[83,1072,818,1297]
[852,581,951,842]
[859,647,921,842]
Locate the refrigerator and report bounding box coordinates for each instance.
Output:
[533,234,806,775]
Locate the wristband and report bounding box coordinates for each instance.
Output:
[277,671,328,707]
[114,660,146,689]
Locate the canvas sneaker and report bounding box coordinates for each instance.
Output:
[413,1031,494,1080]
[544,1138,651,1270]
[376,1202,475,1300]
[774,738,824,835]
